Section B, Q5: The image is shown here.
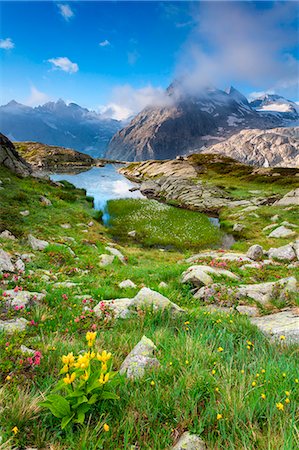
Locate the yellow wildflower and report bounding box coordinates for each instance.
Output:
[185,360,189,365]
[150,380,155,386]
[285,398,290,404]
[261,393,266,400]
[61,352,75,367]
[256,373,260,378]
[252,381,256,387]
[211,369,216,375]
[215,387,219,392]
[279,335,286,341]
[276,402,284,411]
[101,362,108,373]
[285,391,290,396]
[217,347,223,352]
[12,426,19,435]
[103,423,109,432]
[63,372,76,385]
[184,321,190,325]
[74,354,90,370]
[86,331,97,347]
[99,372,109,385]
[282,372,286,378]
[295,379,298,383]
[241,369,245,374]
[216,414,223,420]
[97,350,112,363]
[261,369,266,374]
[81,371,89,381]
[5,375,11,381]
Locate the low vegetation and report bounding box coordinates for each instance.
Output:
[0,164,298,449]
[107,198,221,250]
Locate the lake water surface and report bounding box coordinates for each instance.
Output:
[50,165,144,223]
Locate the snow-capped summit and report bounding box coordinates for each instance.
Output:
[250,94,298,120]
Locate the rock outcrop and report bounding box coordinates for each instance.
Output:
[120,335,160,379]
[0,133,32,176]
[203,127,299,168]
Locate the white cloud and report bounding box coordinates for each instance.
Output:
[99,84,173,120]
[26,86,50,106]
[175,2,299,99]
[99,39,111,47]
[48,57,78,74]
[57,4,74,21]
[0,38,14,50]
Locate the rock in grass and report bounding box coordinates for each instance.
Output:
[99,254,115,266]
[128,230,136,237]
[39,195,52,206]
[0,249,14,272]
[268,244,296,261]
[94,287,184,319]
[246,244,263,261]
[105,246,127,264]
[118,279,136,289]
[172,432,207,450]
[53,281,78,288]
[120,335,160,379]
[233,223,245,232]
[20,345,35,355]
[181,265,239,287]
[61,223,71,229]
[0,318,28,333]
[237,277,297,306]
[28,234,49,251]
[0,230,16,240]
[236,305,259,317]
[274,189,299,206]
[20,210,30,216]
[268,226,296,239]
[15,258,25,272]
[159,281,168,288]
[4,289,45,308]
[250,309,299,343]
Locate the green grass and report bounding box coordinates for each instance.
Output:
[0,164,298,449]
[107,198,221,250]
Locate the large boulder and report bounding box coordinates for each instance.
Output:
[120,335,160,379]
[268,244,296,261]
[237,277,297,305]
[181,265,239,287]
[0,249,14,272]
[28,234,49,251]
[246,244,264,261]
[3,289,45,308]
[274,189,299,206]
[105,246,127,264]
[268,226,296,239]
[0,318,28,333]
[172,432,207,450]
[250,309,299,343]
[94,287,184,319]
[0,133,32,176]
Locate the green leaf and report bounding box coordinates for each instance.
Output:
[100,391,120,401]
[76,412,85,424]
[67,390,85,399]
[72,395,88,408]
[88,394,98,405]
[45,395,71,418]
[61,414,75,430]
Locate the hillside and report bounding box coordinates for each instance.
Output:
[0,133,32,176]
[106,85,298,162]
[0,151,298,449]
[14,141,95,172]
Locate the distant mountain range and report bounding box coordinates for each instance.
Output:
[0,99,122,157]
[106,85,299,161]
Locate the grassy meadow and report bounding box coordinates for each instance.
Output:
[0,164,298,449]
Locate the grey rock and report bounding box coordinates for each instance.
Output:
[4,289,45,308]
[15,258,25,272]
[236,305,259,317]
[181,265,239,287]
[0,230,16,240]
[118,279,136,289]
[105,246,127,264]
[120,335,160,379]
[0,133,32,176]
[268,226,296,239]
[61,223,71,229]
[268,244,296,261]
[274,189,299,206]
[39,195,52,206]
[0,249,14,272]
[0,318,28,333]
[281,221,298,228]
[20,210,30,216]
[250,309,299,343]
[263,223,278,232]
[53,281,78,288]
[20,253,35,261]
[293,239,299,259]
[128,230,136,237]
[158,281,168,288]
[28,234,49,251]
[233,223,245,232]
[246,244,264,261]
[237,276,298,305]
[20,345,35,355]
[99,254,115,266]
[172,432,207,450]
[270,214,279,222]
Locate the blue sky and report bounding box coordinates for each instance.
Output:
[0,1,298,119]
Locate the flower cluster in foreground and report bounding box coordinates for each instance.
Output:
[40,331,119,430]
